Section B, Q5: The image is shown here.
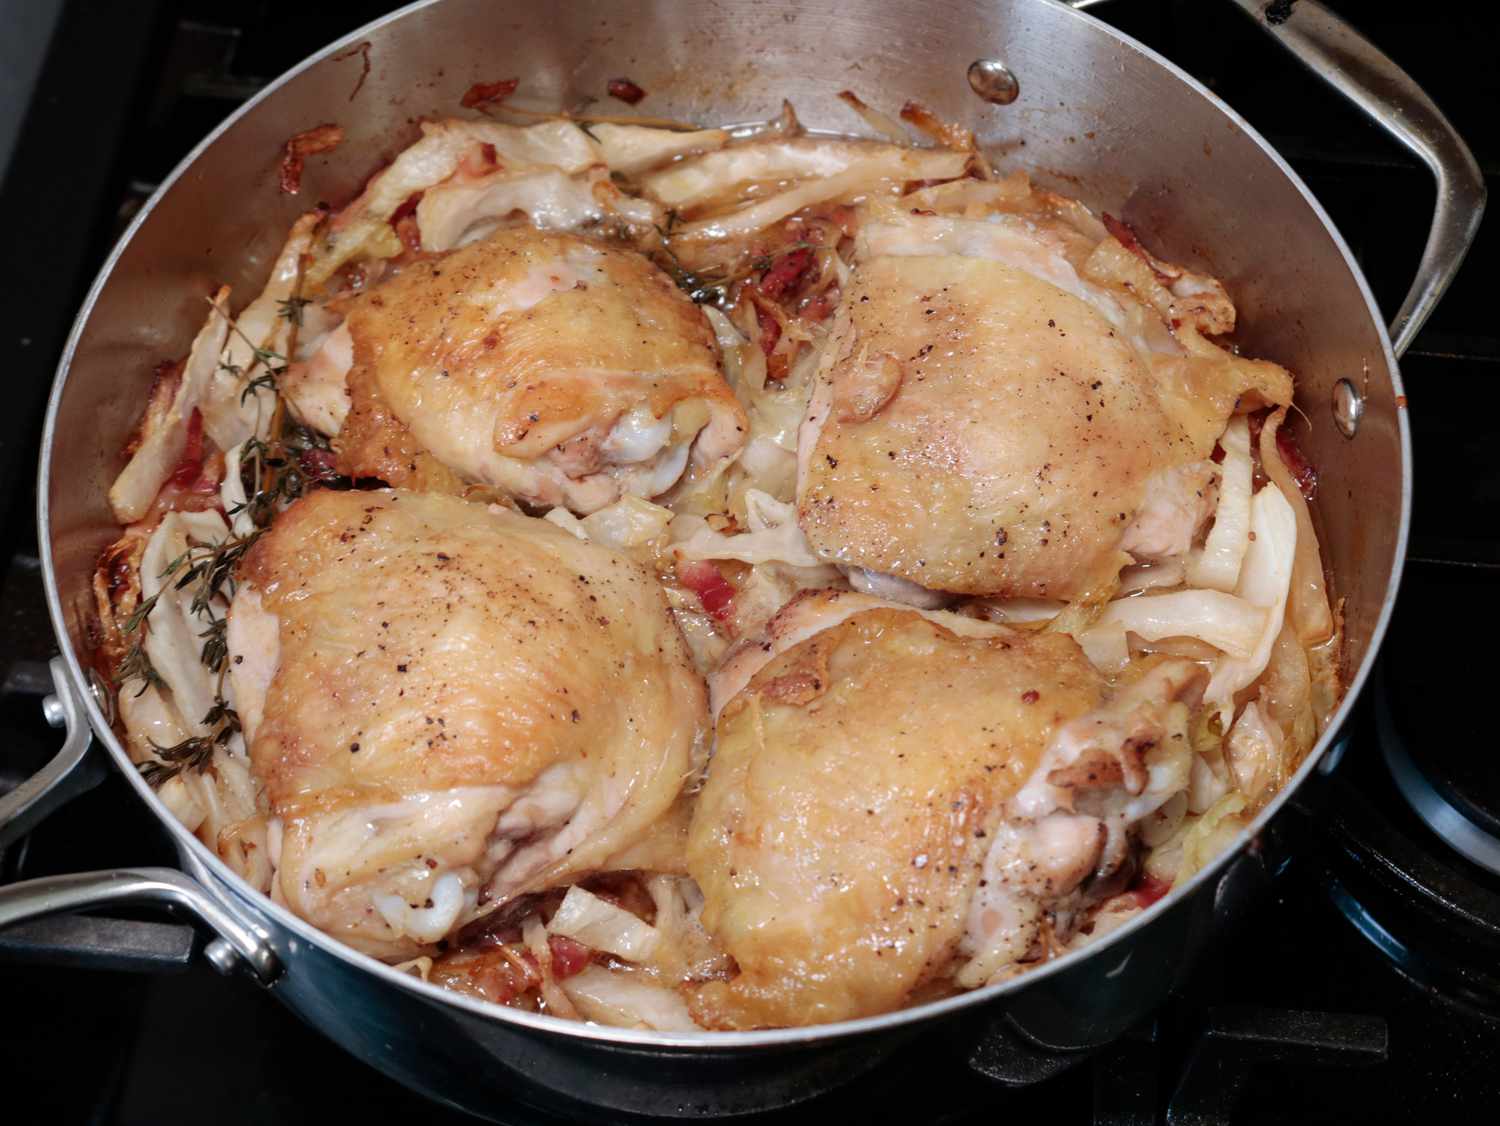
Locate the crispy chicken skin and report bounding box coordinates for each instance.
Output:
[227,489,708,958]
[327,227,746,512]
[797,197,1291,600]
[687,602,1106,1028]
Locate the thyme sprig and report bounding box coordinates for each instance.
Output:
[230,421,331,531]
[276,295,311,326]
[128,284,320,788]
[140,698,242,786]
[128,535,251,786]
[114,637,163,697]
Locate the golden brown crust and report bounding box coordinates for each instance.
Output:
[797,207,1292,601]
[689,608,1103,1028]
[238,488,706,816]
[333,227,745,495]
[333,347,468,494]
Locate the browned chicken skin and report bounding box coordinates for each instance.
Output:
[797,196,1291,600]
[227,489,708,958]
[320,227,747,512]
[688,601,1105,1028]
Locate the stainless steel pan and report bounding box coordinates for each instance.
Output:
[0,0,1482,1117]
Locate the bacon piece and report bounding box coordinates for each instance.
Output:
[298,447,340,484]
[167,409,205,487]
[1102,213,1176,285]
[757,247,814,300]
[432,944,541,1005]
[390,191,424,252]
[800,290,839,322]
[1130,874,1173,909]
[755,305,782,357]
[461,78,519,109]
[280,123,344,195]
[546,934,592,979]
[1275,424,1318,500]
[607,78,647,105]
[678,560,735,623]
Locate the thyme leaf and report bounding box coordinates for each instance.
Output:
[276,296,311,326]
[114,641,163,697]
[139,696,242,788]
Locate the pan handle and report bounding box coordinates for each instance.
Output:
[0,659,280,983]
[1226,0,1485,358]
[1071,0,1485,358]
[0,657,107,854]
[0,867,280,985]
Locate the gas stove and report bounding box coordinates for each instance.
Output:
[2,2,1497,1123]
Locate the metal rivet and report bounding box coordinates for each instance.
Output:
[1332,378,1363,438]
[968,58,1020,105]
[204,937,240,976]
[41,694,66,729]
[86,667,115,726]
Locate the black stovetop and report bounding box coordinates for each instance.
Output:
[2,2,1498,1123]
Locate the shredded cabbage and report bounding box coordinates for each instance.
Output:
[701,305,745,353]
[1171,792,1248,885]
[1204,485,1298,717]
[417,168,611,251]
[1260,409,1334,644]
[836,90,912,145]
[974,597,1066,623]
[640,138,966,211]
[543,508,588,539]
[560,965,699,1031]
[676,162,946,242]
[219,443,255,539]
[547,886,660,962]
[1118,559,1187,594]
[1223,700,1284,805]
[674,489,823,567]
[1085,589,1268,661]
[1078,625,1130,673]
[307,119,602,285]
[202,212,320,450]
[140,510,235,732]
[523,915,581,1019]
[108,290,231,523]
[581,496,674,549]
[1257,622,1318,763]
[843,567,949,609]
[589,123,728,174]
[1186,417,1252,591]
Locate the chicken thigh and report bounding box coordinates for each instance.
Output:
[227,488,708,959]
[300,226,746,513]
[797,181,1292,600]
[688,590,1203,1028]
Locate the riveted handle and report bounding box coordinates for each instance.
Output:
[1071,0,1486,358]
[1229,0,1485,357]
[0,657,107,853]
[0,659,279,983]
[0,867,280,984]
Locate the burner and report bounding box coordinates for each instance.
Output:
[1289,711,1500,1018]
[1379,676,1500,875]
[1373,560,1500,875]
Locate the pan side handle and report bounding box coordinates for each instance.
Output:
[0,867,280,984]
[1073,0,1485,359]
[0,657,107,854]
[0,657,279,983]
[1227,0,1484,358]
